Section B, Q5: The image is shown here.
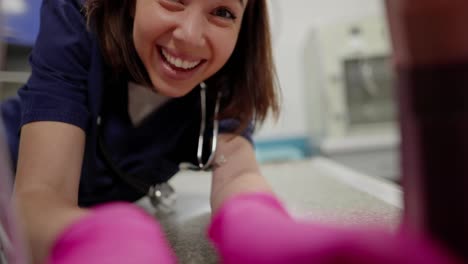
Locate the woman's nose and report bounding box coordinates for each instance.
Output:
[173,11,207,48]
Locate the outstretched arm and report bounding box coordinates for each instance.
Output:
[210,134,272,213]
[15,122,177,264]
[14,122,89,263]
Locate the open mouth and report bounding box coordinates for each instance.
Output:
[158,46,205,72]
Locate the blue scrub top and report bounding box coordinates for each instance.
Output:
[1,0,253,206]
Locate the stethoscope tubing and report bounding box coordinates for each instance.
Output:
[179,82,221,171]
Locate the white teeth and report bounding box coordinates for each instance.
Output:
[161,48,201,70]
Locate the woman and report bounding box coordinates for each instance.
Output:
[2,0,458,263]
[1,0,279,262]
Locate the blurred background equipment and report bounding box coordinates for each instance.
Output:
[252,0,401,185]
[303,15,399,182]
[0,0,36,101]
[1,0,40,46]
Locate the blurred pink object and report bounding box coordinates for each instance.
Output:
[208,193,460,264]
[47,203,177,264]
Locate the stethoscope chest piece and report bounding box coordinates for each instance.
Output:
[148,183,176,213]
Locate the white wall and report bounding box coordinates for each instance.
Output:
[255,0,387,140]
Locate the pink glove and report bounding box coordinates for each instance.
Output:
[208,192,459,264]
[47,202,177,264]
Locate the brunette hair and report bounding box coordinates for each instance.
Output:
[84,0,280,131]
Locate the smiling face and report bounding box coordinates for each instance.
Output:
[132,0,247,97]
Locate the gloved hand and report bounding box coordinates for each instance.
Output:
[47,202,177,264]
[208,192,458,264]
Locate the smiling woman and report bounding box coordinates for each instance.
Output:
[0,0,282,262]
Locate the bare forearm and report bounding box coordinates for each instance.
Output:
[210,171,273,213]
[14,188,89,264]
[210,135,274,213]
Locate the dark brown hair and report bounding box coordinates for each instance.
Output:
[84,0,280,131]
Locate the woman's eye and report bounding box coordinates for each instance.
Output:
[212,7,237,20]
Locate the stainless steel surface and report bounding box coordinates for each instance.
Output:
[137,157,402,263]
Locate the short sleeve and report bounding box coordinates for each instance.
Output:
[18,0,91,130]
[218,119,255,146]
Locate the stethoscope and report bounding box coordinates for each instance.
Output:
[150,82,223,211]
[98,82,222,211]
